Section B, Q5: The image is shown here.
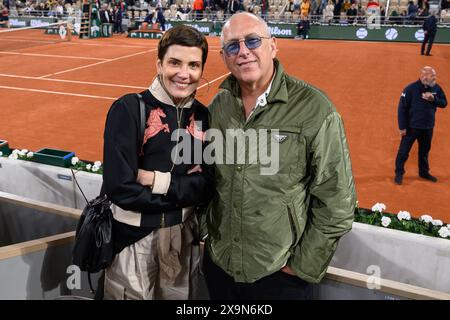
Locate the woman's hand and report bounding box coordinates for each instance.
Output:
[137,169,155,188]
[187,164,202,174]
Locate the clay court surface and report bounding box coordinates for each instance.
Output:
[1,29,449,221]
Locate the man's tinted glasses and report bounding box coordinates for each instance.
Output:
[222,35,271,57]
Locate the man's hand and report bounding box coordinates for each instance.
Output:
[137,169,155,187]
[422,92,435,102]
[281,265,296,276]
[399,129,407,136]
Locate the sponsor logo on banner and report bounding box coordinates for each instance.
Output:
[9,19,27,27]
[415,29,425,41]
[185,23,210,33]
[385,28,398,40]
[356,28,368,39]
[30,19,50,27]
[268,26,293,37]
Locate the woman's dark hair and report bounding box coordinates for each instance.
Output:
[158,25,208,69]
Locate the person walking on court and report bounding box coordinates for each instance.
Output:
[394,66,447,185]
[421,10,438,56]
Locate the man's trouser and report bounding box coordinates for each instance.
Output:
[104,215,200,300]
[421,32,436,55]
[395,128,433,176]
[203,249,312,300]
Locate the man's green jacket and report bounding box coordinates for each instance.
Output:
[206,59,356,283]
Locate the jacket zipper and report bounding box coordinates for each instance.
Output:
[162,103,185,228]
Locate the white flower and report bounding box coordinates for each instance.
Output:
[9,153,18,160]
[397,210,411,221]
[12,149,20,155]
[420,214,433,223]
[371,203,386,213]
[91,165,99,172]
[21,149,28,154]
[0,151,3,157]
[26,152,33,158]
[18,150,26,157]
[432,219,443,226]
[86,164,92,171]
[448,224,450,229]
[438,227,450,238]
[71,157,79,165]
[94,161,102,167]
[381,216,391,227]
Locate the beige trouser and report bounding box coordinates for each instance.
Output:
[104,215,200,300]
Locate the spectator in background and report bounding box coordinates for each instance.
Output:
[300,0,310,17]
[346,2,357,24]
[227,0,239,15]
[193,0,203,20]
[407,0,418,23]
[0,4,9,27]
[418,0,429,17]
[342,0,351,12]
[380,5,385,23]
[100,3,113,24]
[156,4,166,30]
[113,5,123,33]
[421,10,438,56]
[333,0,343,22]
[394,66,447,185]
[442,0,449,10]
[296,14,310,39]
[322,0,334,23]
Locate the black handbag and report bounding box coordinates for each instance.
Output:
[71,94,146,289]
[72,192,113,273]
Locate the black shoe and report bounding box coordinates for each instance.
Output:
[394,174,403,185]
[419,173,437,182]
[425,53,432,56]
[421,52,424,55]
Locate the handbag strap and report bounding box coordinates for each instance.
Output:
[136,93,146,147]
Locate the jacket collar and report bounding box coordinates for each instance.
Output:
[218,58,288,105]
[148,76,194,108]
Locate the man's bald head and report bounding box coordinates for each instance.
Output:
[420,66,437,87]
[221,12,271,46]
[421,66,435,76]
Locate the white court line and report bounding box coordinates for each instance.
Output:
[0,38,54,44]
[0,73,230,101]
[0,85,117,100]
[197,72,230,90]
[0,51,110,61]
[66,41,158,49]
[0,73,147,89]
[39,48,157,78]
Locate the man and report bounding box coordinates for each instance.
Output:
[155,5,166,31]
[203,12,356,300]
[346,3,357,24]
[99,4,112,24]
[394,66,447,185]
[421,11,438,56]
[296,14,310,39]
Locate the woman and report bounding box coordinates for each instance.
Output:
[102,25,213,300]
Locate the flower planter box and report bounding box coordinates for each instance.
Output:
[0,140,10,156]
[331,222,450,294]
[32,148,75,168]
